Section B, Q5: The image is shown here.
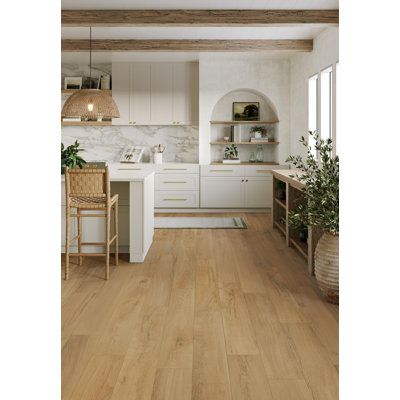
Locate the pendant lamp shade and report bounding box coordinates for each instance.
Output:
[61,89,120,119]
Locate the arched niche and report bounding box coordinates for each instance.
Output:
[211,88,278,122]
[209,88,280,163]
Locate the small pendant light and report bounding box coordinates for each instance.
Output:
[61,27,120,121]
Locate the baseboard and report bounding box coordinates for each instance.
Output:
[155,208,271,213]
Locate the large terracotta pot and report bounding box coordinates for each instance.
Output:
[315,232,339,304]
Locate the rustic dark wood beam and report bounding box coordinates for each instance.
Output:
[61,9,339,27]
[61,39,313,52]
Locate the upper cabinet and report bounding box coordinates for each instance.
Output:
[112,62,199,126]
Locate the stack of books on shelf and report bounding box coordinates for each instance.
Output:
[250,137,272,143]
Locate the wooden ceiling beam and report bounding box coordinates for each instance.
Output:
[61,9,339,27]
[61,39,313,52]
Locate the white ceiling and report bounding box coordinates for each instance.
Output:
[61,0,339,10]
[62,26,328,40]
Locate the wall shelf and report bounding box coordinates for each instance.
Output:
[61,121,112,126]
[210,120,279,125]
[62,89,112,95]
[210,141,279,145]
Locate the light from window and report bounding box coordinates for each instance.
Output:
[335,62,339,156]
[321,66,333,143]
[308,74,318,157]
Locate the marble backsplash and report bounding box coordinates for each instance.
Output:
[61,125,199,163]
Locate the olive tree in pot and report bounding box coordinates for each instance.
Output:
[61,140,86,174]
[286,132,339,304]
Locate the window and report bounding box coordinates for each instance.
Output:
[308,74,318,158]
[321,66,333,143]
[308,63,339,160]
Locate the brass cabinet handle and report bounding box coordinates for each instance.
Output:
[210,169,233,172]
[162,198,187,201]
[163,181,187,184]
[163,168,188,171]
[256,170,271,173]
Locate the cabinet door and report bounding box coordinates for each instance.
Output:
[112,63,130,125]
[130,63,151,125]
[201,176,244,208]
[151,63,173,124]
[173,63,190,125]
[244,177,273,208]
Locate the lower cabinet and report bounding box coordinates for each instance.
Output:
[200,177,244,208]
[200,170,273,208]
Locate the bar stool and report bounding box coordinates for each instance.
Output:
[64,163,119,280]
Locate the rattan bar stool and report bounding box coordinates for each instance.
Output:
[64,163,119,280]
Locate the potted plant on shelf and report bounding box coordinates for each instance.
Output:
[61,140,86,174]
[286,131,339,304]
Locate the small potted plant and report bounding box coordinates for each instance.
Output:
[250,126,267,140]
[61,140,86,174]
[286,131,339,303]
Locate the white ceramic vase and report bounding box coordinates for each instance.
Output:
[314,232,339,304]
[154,153,163,164]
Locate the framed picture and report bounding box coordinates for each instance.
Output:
[64,77,82,90]
[232,102,260,121]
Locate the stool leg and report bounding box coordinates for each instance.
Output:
[114,201,119,266]
[105,207,111,280]
[65,207,70,280]
[77,210,82,266]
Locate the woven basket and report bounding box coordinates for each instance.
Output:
[315,232,339,304]
[61,89,120,119]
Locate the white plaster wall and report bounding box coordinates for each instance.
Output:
[198,54,290,164]
[290,27,339,157]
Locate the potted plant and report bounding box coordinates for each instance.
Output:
[61,140,86,174]
[286,131,339,303]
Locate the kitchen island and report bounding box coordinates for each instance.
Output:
[61,164,154,263]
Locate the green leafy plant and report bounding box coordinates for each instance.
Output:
[61,140,86,174]
[250,126,267,135]
[286,131,339,235]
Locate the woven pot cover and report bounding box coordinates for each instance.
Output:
[61,89,120,119]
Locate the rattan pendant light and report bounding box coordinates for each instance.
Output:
[61,27,120,120]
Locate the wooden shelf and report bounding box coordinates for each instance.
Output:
[290,238,308,259]
[210,120,279,125]
[274,198,287,209]
[274,221,286,236]
[62,89,112,95]
[61,120,112,126]
[210,161,279,165]
[210,141,279,145]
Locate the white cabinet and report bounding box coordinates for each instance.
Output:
[151,63,174,124]
[201,176,244,208]
[200,165,274,208]
[130,63,151,125]
[244,176,273,208]
[111,63,130,125]
[112,62,198,126]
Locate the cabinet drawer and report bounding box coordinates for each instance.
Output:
[201,165,245,177]
[156,164,199,174]
[245,165,275,177]
[155,191,199,208]
[155,174,199,191]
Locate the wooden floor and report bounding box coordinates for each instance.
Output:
[62,213,338,400]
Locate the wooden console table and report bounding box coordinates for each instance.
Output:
[271,169,323,275]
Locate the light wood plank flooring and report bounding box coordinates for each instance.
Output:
[62,213,338,400]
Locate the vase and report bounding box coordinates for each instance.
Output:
[154,153,163,164]
[249,152,256,163]
[255,145,264,163]
[314,232,339,304]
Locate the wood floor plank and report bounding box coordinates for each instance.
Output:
[192,311,232,400]
[269,379,314,400]
[151,368,192,400]
[287,323,339,400]
[245,293,303,379]
[219,283,259,355]
[227,355,273,400]
[158,288,195,368]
